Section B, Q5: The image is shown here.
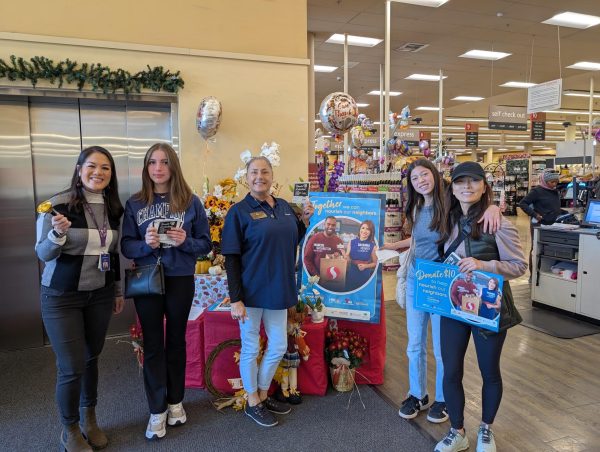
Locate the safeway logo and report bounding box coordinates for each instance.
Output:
[466,302,475,311]
[327,266,341,280]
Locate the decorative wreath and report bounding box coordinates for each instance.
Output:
[203,339,241,398]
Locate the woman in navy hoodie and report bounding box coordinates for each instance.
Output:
[121,143,211,440]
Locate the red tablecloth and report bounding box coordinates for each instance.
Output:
[184,315,205,389]
[335,293,386,385]
[203,311,328,396]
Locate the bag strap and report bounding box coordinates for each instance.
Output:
[437,219,472,262]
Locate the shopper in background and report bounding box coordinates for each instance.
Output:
[221,156,314,427]
[380,159,501,425]
[35,146,124,452]
[121,143,211,440]
[518,169,561,279]
[434,161,527,452]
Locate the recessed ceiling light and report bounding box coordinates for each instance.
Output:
[368,90,402,96]
[390,0,450,7]
[314,65,337,73]
[314,120,321,123]
[406,73,448,81]
[452,96,485,102]
[416,106,441,111]
[542,12,600,29]
[567,61,600,71]
[459,50,511,61]
[500,81,537,88]
[356,103,370,107]
[326,34,383,47]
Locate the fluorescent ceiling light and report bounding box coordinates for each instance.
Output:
[564,90,600,98]
[567,61,600,71]
[326,34,383,48]
[416,106,441,111]
[500,81,537,88]
[356,103,370,107]
[368,90,402,96]
[390,0,450,6]
[314,120,321,123]
[406,73,448,81]
[460,50,511,61]
[314,65,337,73]
[446,117,487,122]
[543,12,600,29]
[452,96,484,102]
[543,109,599,115]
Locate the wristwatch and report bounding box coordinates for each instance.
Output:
[51,229,66,239]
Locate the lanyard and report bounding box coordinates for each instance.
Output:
[246,195,276,219]
[83,202,108,248]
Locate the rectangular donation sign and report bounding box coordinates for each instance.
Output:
[300,192,385,323]
[414,259,504,332]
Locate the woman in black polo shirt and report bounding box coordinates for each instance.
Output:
[221,156,313,427]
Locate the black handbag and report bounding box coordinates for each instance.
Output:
[124,251,165,298]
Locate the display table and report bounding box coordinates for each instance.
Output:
[192,274,228,314]
[203,310,328,396]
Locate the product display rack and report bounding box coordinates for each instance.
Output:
[529,157,548,189]
[506,158,529,210]
[484,163,508,212]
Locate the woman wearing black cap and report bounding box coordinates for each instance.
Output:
[518,169,562,279]
[434,161,527,452]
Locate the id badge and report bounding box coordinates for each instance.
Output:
[98,253,111,272]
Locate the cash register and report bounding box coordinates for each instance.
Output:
[581,199,600,230]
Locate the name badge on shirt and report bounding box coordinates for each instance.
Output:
[250,211,268,220]
[98,253,110,272]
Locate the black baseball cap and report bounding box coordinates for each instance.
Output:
[451,161,485,182]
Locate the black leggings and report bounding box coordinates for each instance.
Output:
[134,275,194,414]
[441,316,507,429]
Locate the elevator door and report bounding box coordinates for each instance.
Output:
[0,97,42,350]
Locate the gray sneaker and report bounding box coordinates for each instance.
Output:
[434,428,469,452]
[244,402,278,427]
[167,402,186,426]
[476,425,496,452]
[145,411,167,440]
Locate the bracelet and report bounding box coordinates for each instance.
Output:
[51,229,66,239]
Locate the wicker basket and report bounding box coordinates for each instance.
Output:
[330,365,355,392]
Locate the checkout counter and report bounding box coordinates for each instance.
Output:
[531,199,600,322]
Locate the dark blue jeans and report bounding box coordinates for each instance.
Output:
[134,275,194,414]
[41,285,114,426]
[440,316,507,430]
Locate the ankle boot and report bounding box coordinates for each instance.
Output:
[61,423,92,452]
[79,406,108,449]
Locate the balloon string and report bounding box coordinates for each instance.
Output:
[202,141,210,182]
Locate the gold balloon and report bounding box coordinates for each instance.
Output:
[36,200,57,215]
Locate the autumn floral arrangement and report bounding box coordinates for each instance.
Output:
[201,177,237,259]
[325,325,368,392]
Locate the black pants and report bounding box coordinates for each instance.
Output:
[441,316,507,430]
[134,275,194,414]
[41,285,114,426]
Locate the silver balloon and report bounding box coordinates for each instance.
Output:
[419,140,429,151]
[319,92,358,135]
[196,96,222,140]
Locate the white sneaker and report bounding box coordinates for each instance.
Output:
[145,411,167,440]
[434,428,470,452]
[476,425,496,452]
[167,402,187,426]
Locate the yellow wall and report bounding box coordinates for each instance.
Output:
[0,0,309,198]
[0,0,307,59]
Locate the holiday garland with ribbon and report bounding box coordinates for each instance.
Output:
[0,55,184,94]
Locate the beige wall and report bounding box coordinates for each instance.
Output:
[0,0,307,59]
[0,0,309,198]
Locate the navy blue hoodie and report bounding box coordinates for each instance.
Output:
[121,194,211,276]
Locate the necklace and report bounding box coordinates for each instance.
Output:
[248,194,275,219]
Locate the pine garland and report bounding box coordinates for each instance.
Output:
[0,55,184,94]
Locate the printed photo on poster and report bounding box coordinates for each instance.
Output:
[414,258,504,332]
[300,192,385,323]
